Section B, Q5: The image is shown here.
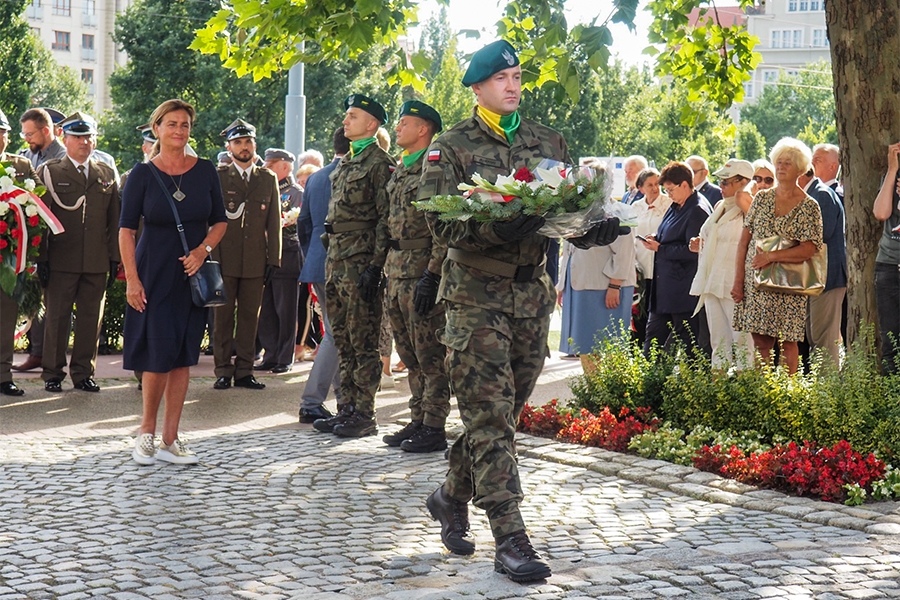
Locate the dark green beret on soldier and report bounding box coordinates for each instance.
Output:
[344,94,388,125]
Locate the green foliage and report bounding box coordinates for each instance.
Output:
[26,36,93,115]
[0,1,35,122]
[735,120,766,161]
[739,61,836,150]
[421,36,472,132]
[628,423,777,466]
[101,280,126,351]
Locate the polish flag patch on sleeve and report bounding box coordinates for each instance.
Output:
[427,149,442,162]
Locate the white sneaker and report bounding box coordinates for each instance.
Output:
[381,373,395,389]
[157,438,199,465]
[132,433,156,465]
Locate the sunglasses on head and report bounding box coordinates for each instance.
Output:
[753,176,774,184]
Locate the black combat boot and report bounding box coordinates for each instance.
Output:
[383,420,422,447]
[425,485,475,555]
[332,412,377,438]
[400,424,447,453]
[494,530,551,582]
[312,403,354,433]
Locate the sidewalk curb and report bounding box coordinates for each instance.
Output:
[516,434,900,536]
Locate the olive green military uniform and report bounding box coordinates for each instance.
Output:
[419,108,571,539]
[324,142,394,418]
[385,153,450,428]
[212,163,282,380]
[37,157,120,385]
[0,154,41,386]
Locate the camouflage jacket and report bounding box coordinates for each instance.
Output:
[326,142,394,268]
[418,108,570,318]
[385,152,446,279]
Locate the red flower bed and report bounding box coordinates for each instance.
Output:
[518,402,658,453]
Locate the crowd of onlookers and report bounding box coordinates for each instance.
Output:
[558,140,847,376]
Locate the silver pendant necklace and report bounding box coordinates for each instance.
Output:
[170,173,186,201]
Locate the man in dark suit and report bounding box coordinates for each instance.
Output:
[212,119,282,390]
[0,109,42,396]
[37,112,120,393]
[297,127,350,423]
[686,155,722,205]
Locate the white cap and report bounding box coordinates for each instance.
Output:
[712,159,754,180]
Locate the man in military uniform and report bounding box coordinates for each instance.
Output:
[418,41,623,582]
[0,109,42,396]
[212,119,281,390]
[312,94,394,438]
[255,148,302,373]
[380,100,450,453]
[37,112,120,393]
[12,108,67,373]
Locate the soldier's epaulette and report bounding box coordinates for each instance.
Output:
[41,157,65,168]
[217,164,230,171]
[258,166,277,177]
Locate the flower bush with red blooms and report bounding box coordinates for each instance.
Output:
[519,403,658,453]
[693,440,886,502]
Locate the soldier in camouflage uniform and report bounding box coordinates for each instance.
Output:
[313,94,395,438]
[380,100,450,453]
[419,40,623,582]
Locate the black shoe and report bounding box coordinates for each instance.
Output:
[401,425,448,453]
[73,377,101,393]
[494,530,551,582]
[204,347,214,356]
[425,485,475,555]
[44,378,63,392]
[270,364,291,374]
[382,420,422,447]
[233,375,266,390]
[313,403,354,433]
[333,412,377,438]
[299,404,333,424]
[0,381,24,396]
[213,376,231,390]
[254,362,277,371]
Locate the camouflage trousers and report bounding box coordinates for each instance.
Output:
[325,255,383,417]
[386,277,450,428]
[440,302,550,539]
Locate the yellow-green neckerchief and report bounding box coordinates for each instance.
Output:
[401,148,427,168]
[349,137,377,158]
[476,105,520,144]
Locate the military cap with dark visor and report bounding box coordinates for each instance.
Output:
[136,123,156,144]
[462,40,520,87]
[40,107,66,124]
[399,100,442,132]
[0,109,10,131]
[220,118,256,141]
[60,111,98,136]
[344,94,388,125]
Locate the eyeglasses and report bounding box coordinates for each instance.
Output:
[20,131,39,140]
[753,176,775,184]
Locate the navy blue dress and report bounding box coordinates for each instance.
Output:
[120,160,226,372]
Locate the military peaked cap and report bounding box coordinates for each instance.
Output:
[60,111,98,136]
[399,100,442,132]
[344,93,387,125]
[41,108,66,124]
[221,118,256,141]
[136,123,156,144]
[264,148,295,163]
[462,40,520,87]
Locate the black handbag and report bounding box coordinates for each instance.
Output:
[149,163,227,307]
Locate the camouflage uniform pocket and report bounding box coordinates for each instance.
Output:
[439,322,473,353]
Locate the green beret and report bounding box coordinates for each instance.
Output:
[344,93,387,125]
[399,100,442,132]
[462,40,519,87]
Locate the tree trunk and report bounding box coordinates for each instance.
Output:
[826,1,900,346]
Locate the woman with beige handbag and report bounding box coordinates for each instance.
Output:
[731,138,824,374]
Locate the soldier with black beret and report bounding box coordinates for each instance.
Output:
[211,118,282,391]
[380,100,451,453]
[311,93,395,438]
[419,40,624,582]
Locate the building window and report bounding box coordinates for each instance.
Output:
[30,27,40,36]
[743,81,754,99]
[81,69,93,83]
[812,29,829,47]
[26,0,42,19]
[51,30,70,51]
[82,34,94,49]
[51,0,70,16]
[788,0,797,10]
[82,0,95,15]
[789,0,822,11]
[771,29,803,49]
[762,70,779,86]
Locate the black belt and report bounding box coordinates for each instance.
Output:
[447,248,546,283]
[324,220,376,234]
[388,237,432,250]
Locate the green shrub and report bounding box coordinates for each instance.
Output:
[629,423,777,466]
[100,279,126,352]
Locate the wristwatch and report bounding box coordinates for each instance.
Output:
[204,244,213,254]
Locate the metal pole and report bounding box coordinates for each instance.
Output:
[284,42,306,156]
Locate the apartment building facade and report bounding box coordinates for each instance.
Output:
[24,0,132,111]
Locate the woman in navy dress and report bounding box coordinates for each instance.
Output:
[119,99,227,465]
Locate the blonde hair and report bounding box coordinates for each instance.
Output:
[295,164,320,180]
[769,137,812,175]
[376,127,391,153]
[752,158,775,175]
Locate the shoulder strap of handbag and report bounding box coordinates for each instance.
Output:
[148,163,192,257]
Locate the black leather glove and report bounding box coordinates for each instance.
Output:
[356,265,383,303]
[568,217,628,250]
[413,269,441,316]
[492,214,546,242]
[107,261,118,289]
[264,264,276,286]
[37,261,50,288]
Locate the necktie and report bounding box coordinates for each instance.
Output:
[242,171,248,183]
[77,165,86,180]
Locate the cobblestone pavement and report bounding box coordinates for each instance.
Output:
[2,346,900,599]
